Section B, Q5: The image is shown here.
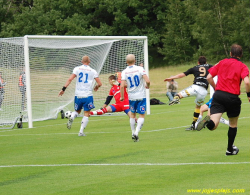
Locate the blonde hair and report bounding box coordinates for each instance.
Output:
[82,56,90,64]
[126,54,135,65]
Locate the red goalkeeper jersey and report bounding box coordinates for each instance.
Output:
[109,85,129,104]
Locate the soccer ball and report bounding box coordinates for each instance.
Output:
[65,111,72,119]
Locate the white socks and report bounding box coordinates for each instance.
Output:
[71,111,78,120]
[220,117,229,126]
[79,116,89,133]
[134,118,144,136]
[130,118,136,135]
[195,115,203,129]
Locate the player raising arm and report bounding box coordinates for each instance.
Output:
[58,56,102,136]
[120,54,150,142]
[164,56,213,130]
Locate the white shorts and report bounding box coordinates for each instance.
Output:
[179,84,208,106]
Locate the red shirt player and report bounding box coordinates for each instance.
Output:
[90,75,131,117]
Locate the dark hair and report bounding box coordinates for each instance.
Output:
[198,56,206,65]
[109,75,116,80]
[231,44,242,58]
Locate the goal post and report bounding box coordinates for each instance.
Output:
[0,35,150,129]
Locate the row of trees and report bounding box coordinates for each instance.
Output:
[1,0,249,66]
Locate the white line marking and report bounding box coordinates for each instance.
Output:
[0,162,249,168]
[0,115,249,135]
[0,125,188,136]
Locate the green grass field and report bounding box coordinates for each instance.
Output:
[0,95,249,195]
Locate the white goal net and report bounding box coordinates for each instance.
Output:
[0,36,149,129]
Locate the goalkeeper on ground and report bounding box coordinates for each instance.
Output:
[90,75,133,119]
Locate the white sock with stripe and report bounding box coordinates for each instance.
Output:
[130,118,136,135]
[80,116,89,133]
[134,118,144,136]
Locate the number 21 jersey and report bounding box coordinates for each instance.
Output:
[73,65,98,97]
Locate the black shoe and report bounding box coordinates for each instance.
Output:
[133,134,139,142]
[226,146,239,156]
[132,135,135,140]
[196,115,210,131]
[185,125,195,131]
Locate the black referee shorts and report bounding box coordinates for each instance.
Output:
[210,90,241,118]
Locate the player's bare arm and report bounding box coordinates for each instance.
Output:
[143,74,150,89]
[243,76,250,102]
[58,74,76,96]
[94,77,102,91]
[120,80,125,101]
[164,73,185,82]
[207,73,216,90]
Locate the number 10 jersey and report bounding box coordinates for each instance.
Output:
[121,65,147,100]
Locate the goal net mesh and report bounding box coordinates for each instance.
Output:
[0,37,145,129]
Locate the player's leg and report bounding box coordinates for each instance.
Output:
[79,96,95,136]
[133,98,147,142]
[194,104,209,129]
[219,117,229,125]
[186,86,207,130]
[170,85,197,106]
[130,112,136,139]
[225,116,239,155]
[67,109,81,130]
[225,95,241,155]
[79,111,90,136]
[67,97,81,130]
[186,104,201,130]
[128,100,137,139]
[134,113,145,141]
[90,106,112,115]
[197,91,227,131]
[168,92,182,105]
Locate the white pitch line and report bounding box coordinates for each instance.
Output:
[0,125,188,136]
[0,115,249,135]
[0,162,250,168]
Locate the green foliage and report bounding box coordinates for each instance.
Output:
[0,0,249,65]
[159,0,195,65]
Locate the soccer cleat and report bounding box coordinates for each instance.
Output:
[196,115,210,131]
[133,134,139,142]
[67,118,73,130]
[78,132,86,137]
[226,146,239,156]
[168,97,180,106]
[132,135,135,140]
[185,125,195,131]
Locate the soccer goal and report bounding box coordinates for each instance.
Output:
[0,35,150,129]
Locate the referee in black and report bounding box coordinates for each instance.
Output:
[197,44,250,156]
